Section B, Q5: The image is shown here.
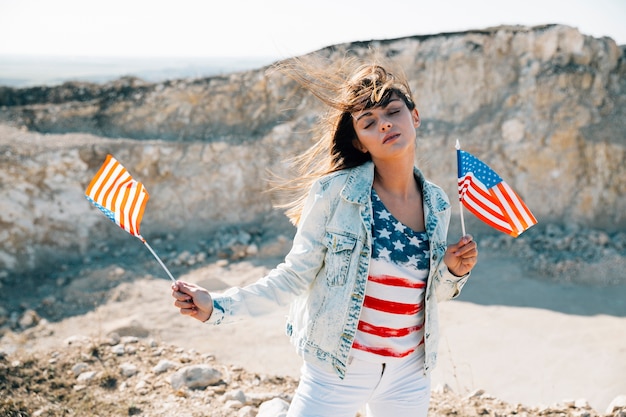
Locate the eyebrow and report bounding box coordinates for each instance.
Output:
[354,111,372,122]
[353,98,401,122]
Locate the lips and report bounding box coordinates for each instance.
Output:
[382,133,400,144]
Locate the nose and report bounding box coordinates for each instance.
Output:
[380,119,392,132]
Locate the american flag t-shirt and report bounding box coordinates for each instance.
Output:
[352,189,429,362]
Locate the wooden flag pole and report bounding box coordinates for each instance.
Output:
[455,139,467,237]
[142,239,176,283]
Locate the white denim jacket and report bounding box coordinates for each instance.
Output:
[208,161,470,379]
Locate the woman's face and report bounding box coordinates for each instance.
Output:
[351,93,420,161]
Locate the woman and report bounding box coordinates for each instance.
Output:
[172,58,478,417]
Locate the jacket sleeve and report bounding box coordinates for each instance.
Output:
[207,179,330,324]
[434,265,470,302]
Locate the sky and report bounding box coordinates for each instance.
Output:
[0,0,625,59]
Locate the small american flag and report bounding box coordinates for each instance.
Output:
[457,148,537,237]
[85,154,149,241]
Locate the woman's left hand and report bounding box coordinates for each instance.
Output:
[444,235,478,277]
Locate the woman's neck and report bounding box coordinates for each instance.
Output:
[372,157,417,200]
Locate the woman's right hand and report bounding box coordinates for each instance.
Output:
[171,280,214,322]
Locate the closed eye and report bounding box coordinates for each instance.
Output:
[356,117,375,129]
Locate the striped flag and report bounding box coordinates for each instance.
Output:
[457,148,537,237]
[85,154,149,241]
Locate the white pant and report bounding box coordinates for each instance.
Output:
[287,353,431,417]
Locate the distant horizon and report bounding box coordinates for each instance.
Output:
[1,21,624,88]
[0,55,279,88]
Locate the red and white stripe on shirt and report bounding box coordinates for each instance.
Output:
[352,257,427,362]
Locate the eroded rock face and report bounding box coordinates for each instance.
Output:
[0,24,624,273]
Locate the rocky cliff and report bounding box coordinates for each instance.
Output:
[0,24,625,275]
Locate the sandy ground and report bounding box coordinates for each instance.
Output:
[6,250,626,414]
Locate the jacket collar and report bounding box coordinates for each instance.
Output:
[340,162,375,206]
